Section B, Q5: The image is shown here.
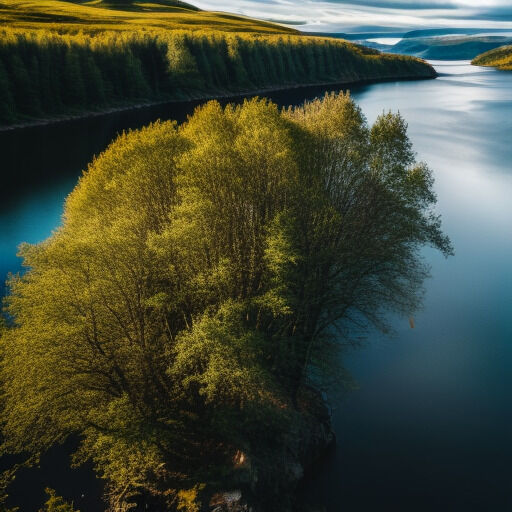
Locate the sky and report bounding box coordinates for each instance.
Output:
[193,0,512,33]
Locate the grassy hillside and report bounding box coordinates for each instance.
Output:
[0,0,295,34]
[390,35,512,60]
[0,0,436,127]
[69,0,200,11]
[472,45,512,70]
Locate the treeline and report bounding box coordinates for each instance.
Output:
[0,30,168,123]
[0,28,434,125]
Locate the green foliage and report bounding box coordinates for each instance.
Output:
[38,488,78,512]
[0,18,434,125]
[472,45,512,70]
[176,484,205,512]
[0,93,451,509]
[0,466,18,512]
[0,455,39,512]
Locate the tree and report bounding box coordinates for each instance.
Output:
[38,489,78,512]
[0,93,451,510]
[0,60,15,122]
[82,56,106,107]
[62,47,86,106]
[280,94,452,394]
[165,32,202,90]
[8,53,39,115]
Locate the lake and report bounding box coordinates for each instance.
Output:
[303,61,512,511]
[1,61,511,510]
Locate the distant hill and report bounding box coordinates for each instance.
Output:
[310,32,406,41]
[472,46,512,70]
[309,31,512,60]
[389,35,512,60]
[401,28,512,39]
[65,0,200,11]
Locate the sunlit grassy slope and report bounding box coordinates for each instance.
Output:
[70,0,200,11]
[472,45,512,70]
[0,0,297,34]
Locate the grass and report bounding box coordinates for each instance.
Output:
[0,0,298,34]
[71,0,200,11]
[472,45,512,70]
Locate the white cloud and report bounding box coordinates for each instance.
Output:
[192,0,512,32]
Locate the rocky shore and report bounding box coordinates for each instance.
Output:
[208,389,335,512]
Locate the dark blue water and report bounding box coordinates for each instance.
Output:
[1,62,511,510]
[305,61,512,511]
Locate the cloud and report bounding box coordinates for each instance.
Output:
[316,0,457,9]
[193,0,512,32]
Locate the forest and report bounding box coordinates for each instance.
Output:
[0,93,451,511]
[0,27,435,125]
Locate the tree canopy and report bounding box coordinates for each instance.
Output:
[0,93,451,510]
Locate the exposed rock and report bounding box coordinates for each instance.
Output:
[209,491,250,512]
[208,388,335,512]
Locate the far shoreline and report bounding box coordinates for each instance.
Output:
[0,72,436,134]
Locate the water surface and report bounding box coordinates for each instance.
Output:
[304,60,512,511]
[1,61,511,510]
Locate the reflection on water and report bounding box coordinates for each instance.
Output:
[1,62,511,510]
[303,61,512,511]
[366,37,402,45]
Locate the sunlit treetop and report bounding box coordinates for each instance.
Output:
[0,93,451,510]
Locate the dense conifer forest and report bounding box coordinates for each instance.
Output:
[0,0,435,126]
[0,28,434,125]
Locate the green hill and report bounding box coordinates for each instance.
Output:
[69,0,200,10]
[472,45,512,70]
[0,0,294,33]
[401,28,510,39]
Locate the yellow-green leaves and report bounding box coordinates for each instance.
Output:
[0,24,434,126]
[472,45,512,70]
[176,98,297,300]
[40,488,79,512]
[1,93,450,508]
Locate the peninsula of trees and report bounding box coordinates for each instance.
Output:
[472,45,512,70]
[0,92,452,511]
[0,0,436,126]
